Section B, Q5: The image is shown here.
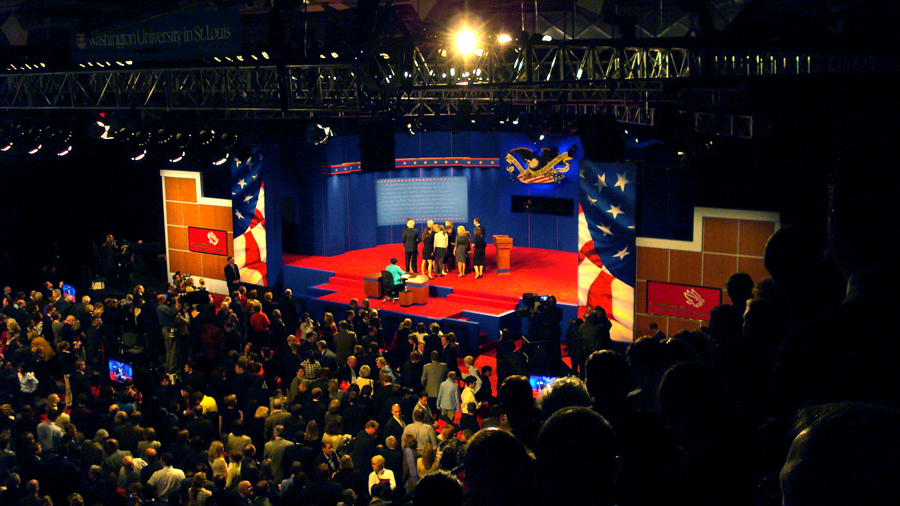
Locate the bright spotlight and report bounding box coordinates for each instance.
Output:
[57,146,72,156]
[498,34,512,43]
[27,144,42,155]
[1,143,12,152]
[169,151,185,163]
[131,150,147,161]
[457,31,477,55]
[213,154,230,166]
[541,34,552,42]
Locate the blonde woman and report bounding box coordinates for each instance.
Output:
[416,442,439,478]
[189,472,212,505]
[208,441,228,477]
[356,365,374,390]
[368,454,396,494]
[432,224,449,277]
[455,226,471,277]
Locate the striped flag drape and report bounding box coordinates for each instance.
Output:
[232,148,268,286]
[578,160,636,342]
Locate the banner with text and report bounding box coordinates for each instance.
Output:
[72,7,241,63]
[188,227,228,256]
[647,281,721,321]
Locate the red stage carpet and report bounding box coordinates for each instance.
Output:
[284,244,577,318]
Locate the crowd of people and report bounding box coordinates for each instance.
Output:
[1,160,899,506]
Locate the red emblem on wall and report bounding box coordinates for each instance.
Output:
[188,227,228,256]
[647,281,722,321]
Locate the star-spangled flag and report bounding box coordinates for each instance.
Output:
[232,147,267,286]
[578,160,636,342]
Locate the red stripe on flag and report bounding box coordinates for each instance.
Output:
[587,270,615,317]
[242,225,268,283]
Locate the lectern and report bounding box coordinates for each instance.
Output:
[493,235,513,275]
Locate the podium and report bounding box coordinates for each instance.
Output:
[493,235,513,275]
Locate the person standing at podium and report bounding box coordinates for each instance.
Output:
[402,219,420,273]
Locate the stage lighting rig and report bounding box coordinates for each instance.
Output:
[306,123,333,145]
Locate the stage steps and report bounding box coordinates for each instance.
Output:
[327,274,364,288]
[445,292,519,311]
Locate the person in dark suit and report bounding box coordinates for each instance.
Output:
[473,217,485,239]
[473,228,486,278]
[277,289,299,333]
[445,221,456,272]
[224,257,241,291]
[381,404,406,445]
[349,421,380,474]
[402,219,421,273]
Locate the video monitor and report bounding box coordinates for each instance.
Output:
[529,375,560,398]
[62,283,76,301]
[109,359,133,383]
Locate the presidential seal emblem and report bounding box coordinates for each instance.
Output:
[504,146,575,184]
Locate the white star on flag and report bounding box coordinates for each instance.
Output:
[597,224,613,236]
[580,167,586,179]
[586,195,598,207]
[613,247,630,260]
[244,195,253,202]
[237,179,247,189]
[251,174,257,179]
[594,174,607,191]
[615,173,630,191]
[235,210,244,220]
[607,205,623,219]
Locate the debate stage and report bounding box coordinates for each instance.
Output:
[282,244,579,354]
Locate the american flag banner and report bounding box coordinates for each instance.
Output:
[578,160,636,342]
[232,148,267,286]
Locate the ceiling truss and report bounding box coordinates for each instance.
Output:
[1,41,892,138]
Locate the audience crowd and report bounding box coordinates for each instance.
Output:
[0,162,899,506]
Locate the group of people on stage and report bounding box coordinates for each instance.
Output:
[402,218,487,279]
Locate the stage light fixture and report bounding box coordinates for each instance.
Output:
[456,30,477,55]
[498,34,512,43]
[541,34,552,42]
[21,127,44,155]
[306,123,333,145]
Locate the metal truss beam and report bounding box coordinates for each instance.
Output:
[1,41,893,138]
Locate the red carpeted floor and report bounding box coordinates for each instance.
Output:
[284,244,577,316]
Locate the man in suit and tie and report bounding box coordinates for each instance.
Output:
[402,218,420,273]
[225,256,241,291]
[473,218,485,239]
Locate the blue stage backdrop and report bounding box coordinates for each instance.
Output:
[269,131,582,257]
